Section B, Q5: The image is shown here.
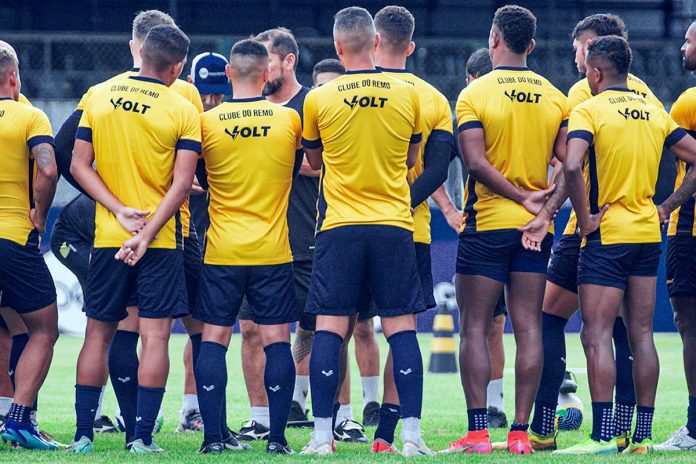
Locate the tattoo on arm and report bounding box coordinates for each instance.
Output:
[661,167,696,215]
[541,170,568,218]
[32,143,58,216]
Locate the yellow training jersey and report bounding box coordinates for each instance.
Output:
[76,70,203,239]
[563,73,663,235]
[379,68,453,244]
[18,93,31,106]
[76,75,202,249]
[0,97,54,245]
[456,66,569,232]
[302,69,422,233]
[201,97,301,265]
[568,87,684,245]
[668,86,696,236]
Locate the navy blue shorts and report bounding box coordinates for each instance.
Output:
[195,262,297,326]
[0,233,56,313]
[415,242,437,310]
[666,236,696,297]
[50,224,90,289]
[85,248,186,322]
[307,225,425,317]
[456,229,553,282]
[547,233,582,294]
[493,295,507,317]
[578,242,662,291]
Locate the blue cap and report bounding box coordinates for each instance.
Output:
[190,52,231,96]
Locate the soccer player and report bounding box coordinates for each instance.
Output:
[68,24,200,453]
[52,9,212,440]
[656,20,696,452]
[0,44,60,450]
[300,7,431,456]
[528,14,662,452]
[370,5,453,453]
[444,5,568,455]
[553,35,696,454]
[194,38,302,455]
[234,27,310,441]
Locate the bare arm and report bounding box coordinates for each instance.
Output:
[406,142,420,169]
[659,133,696,221]
[71,139,148,233]
[563,137,608,236]
[431,185,462,233]
[459,128,553,214]
[305,146,323,171]
[299,154,321,177]
[116,149,198,265]
[30,143,58,233]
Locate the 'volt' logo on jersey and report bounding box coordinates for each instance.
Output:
[343,95,388,109]
[618,108,650,121]
[504,89,541,104]
[225,126,271,140]
[110,97,151,114]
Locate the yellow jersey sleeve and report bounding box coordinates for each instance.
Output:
[567,79,591,110]
[27,110,54,146]
[301,90,320,146]
[172,79,204,114]
[567,103,596,142]
[455,85,482,130]
[667,88,696,236]
[409,84,423,141]
[176,101,203,150]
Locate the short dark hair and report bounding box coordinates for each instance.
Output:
[230,39,269,61]
[254,27,299,70]
[312,58,345,83]
[141,25,190,72]
[374,5,415,52]
[586,35,632,77]
[333,7,375,53]
[229,39,269,81]
[572,14,627,39]
[466,48,492,78]
[132,10,175,41]
[493,5,536,55]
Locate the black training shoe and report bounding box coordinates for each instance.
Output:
[288,401,308,422]
[559,371,578,394]
[267,441,295,454]
[334,419,369,443]
[487,406,508,429]
[93,415,118,434]
[223,430,251,451]
[238,420,269,441]
[198,441,225,454]
[362,402,380,427]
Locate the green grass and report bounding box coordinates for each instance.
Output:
[0,332,690,462]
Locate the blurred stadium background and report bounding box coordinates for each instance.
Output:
[4,0,695,333]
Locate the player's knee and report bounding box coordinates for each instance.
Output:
[353,320,375,343]
[240,320,259,341]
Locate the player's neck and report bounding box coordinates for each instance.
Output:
[266,77,302,104]
[231,84,263,100]
[375,55,407,71]
[0,87,15,100]
[598,79,629,93]
[492,50,527,69]
[341,53,376,73]
[138,66,169,85]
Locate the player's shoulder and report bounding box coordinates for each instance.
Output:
[408,72,448,102]
[627,73,649,88]
[568,78,591,101]
[674,86,696,106]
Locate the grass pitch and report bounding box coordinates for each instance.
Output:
[1,332,690,462]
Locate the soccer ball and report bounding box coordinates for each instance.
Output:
[555,393,584,431]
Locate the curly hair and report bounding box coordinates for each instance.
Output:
[492,5,536,55]
[587,35,632,76]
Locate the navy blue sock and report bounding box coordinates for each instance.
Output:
[108,330,139,442]
[309,331,343,419]
[468,408,488,431]
[8,402,32,424]
[614,402,635,437]
[332,402,340,430]
[591,402,614,442]
[387,331,423,419]
[195,341,227,444]
[9,334,37,411]
[633,406,654,443]
[74,385,101,442]
[613,318,636,406]
[264,342,295,446]
[220,395,230,438]
[511,422,529,432]
[531,313,567,436]
[190,333,202,369]
[687,396,696,438]
[374,403,401,444]
[134,386,165,446]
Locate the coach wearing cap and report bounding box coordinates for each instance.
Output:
[188,52,231,112]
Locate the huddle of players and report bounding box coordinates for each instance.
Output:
[3,1,696,458]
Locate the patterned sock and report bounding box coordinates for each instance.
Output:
[108,330,139,442]
[531,313,567,436]
[8,402,32,424]
[374,403,400,444]
[195,341,227,444]
[468,408,488,431]
[134,386,165,446]
[591,402,614,442]
[309,331,343,444]
[388,331,423,420]
[632,406,654,443]
[264,342,295,446]
[614,402,635,437]
[74,385,101,442]
[688,396,696,438]
[510,422,529,432]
